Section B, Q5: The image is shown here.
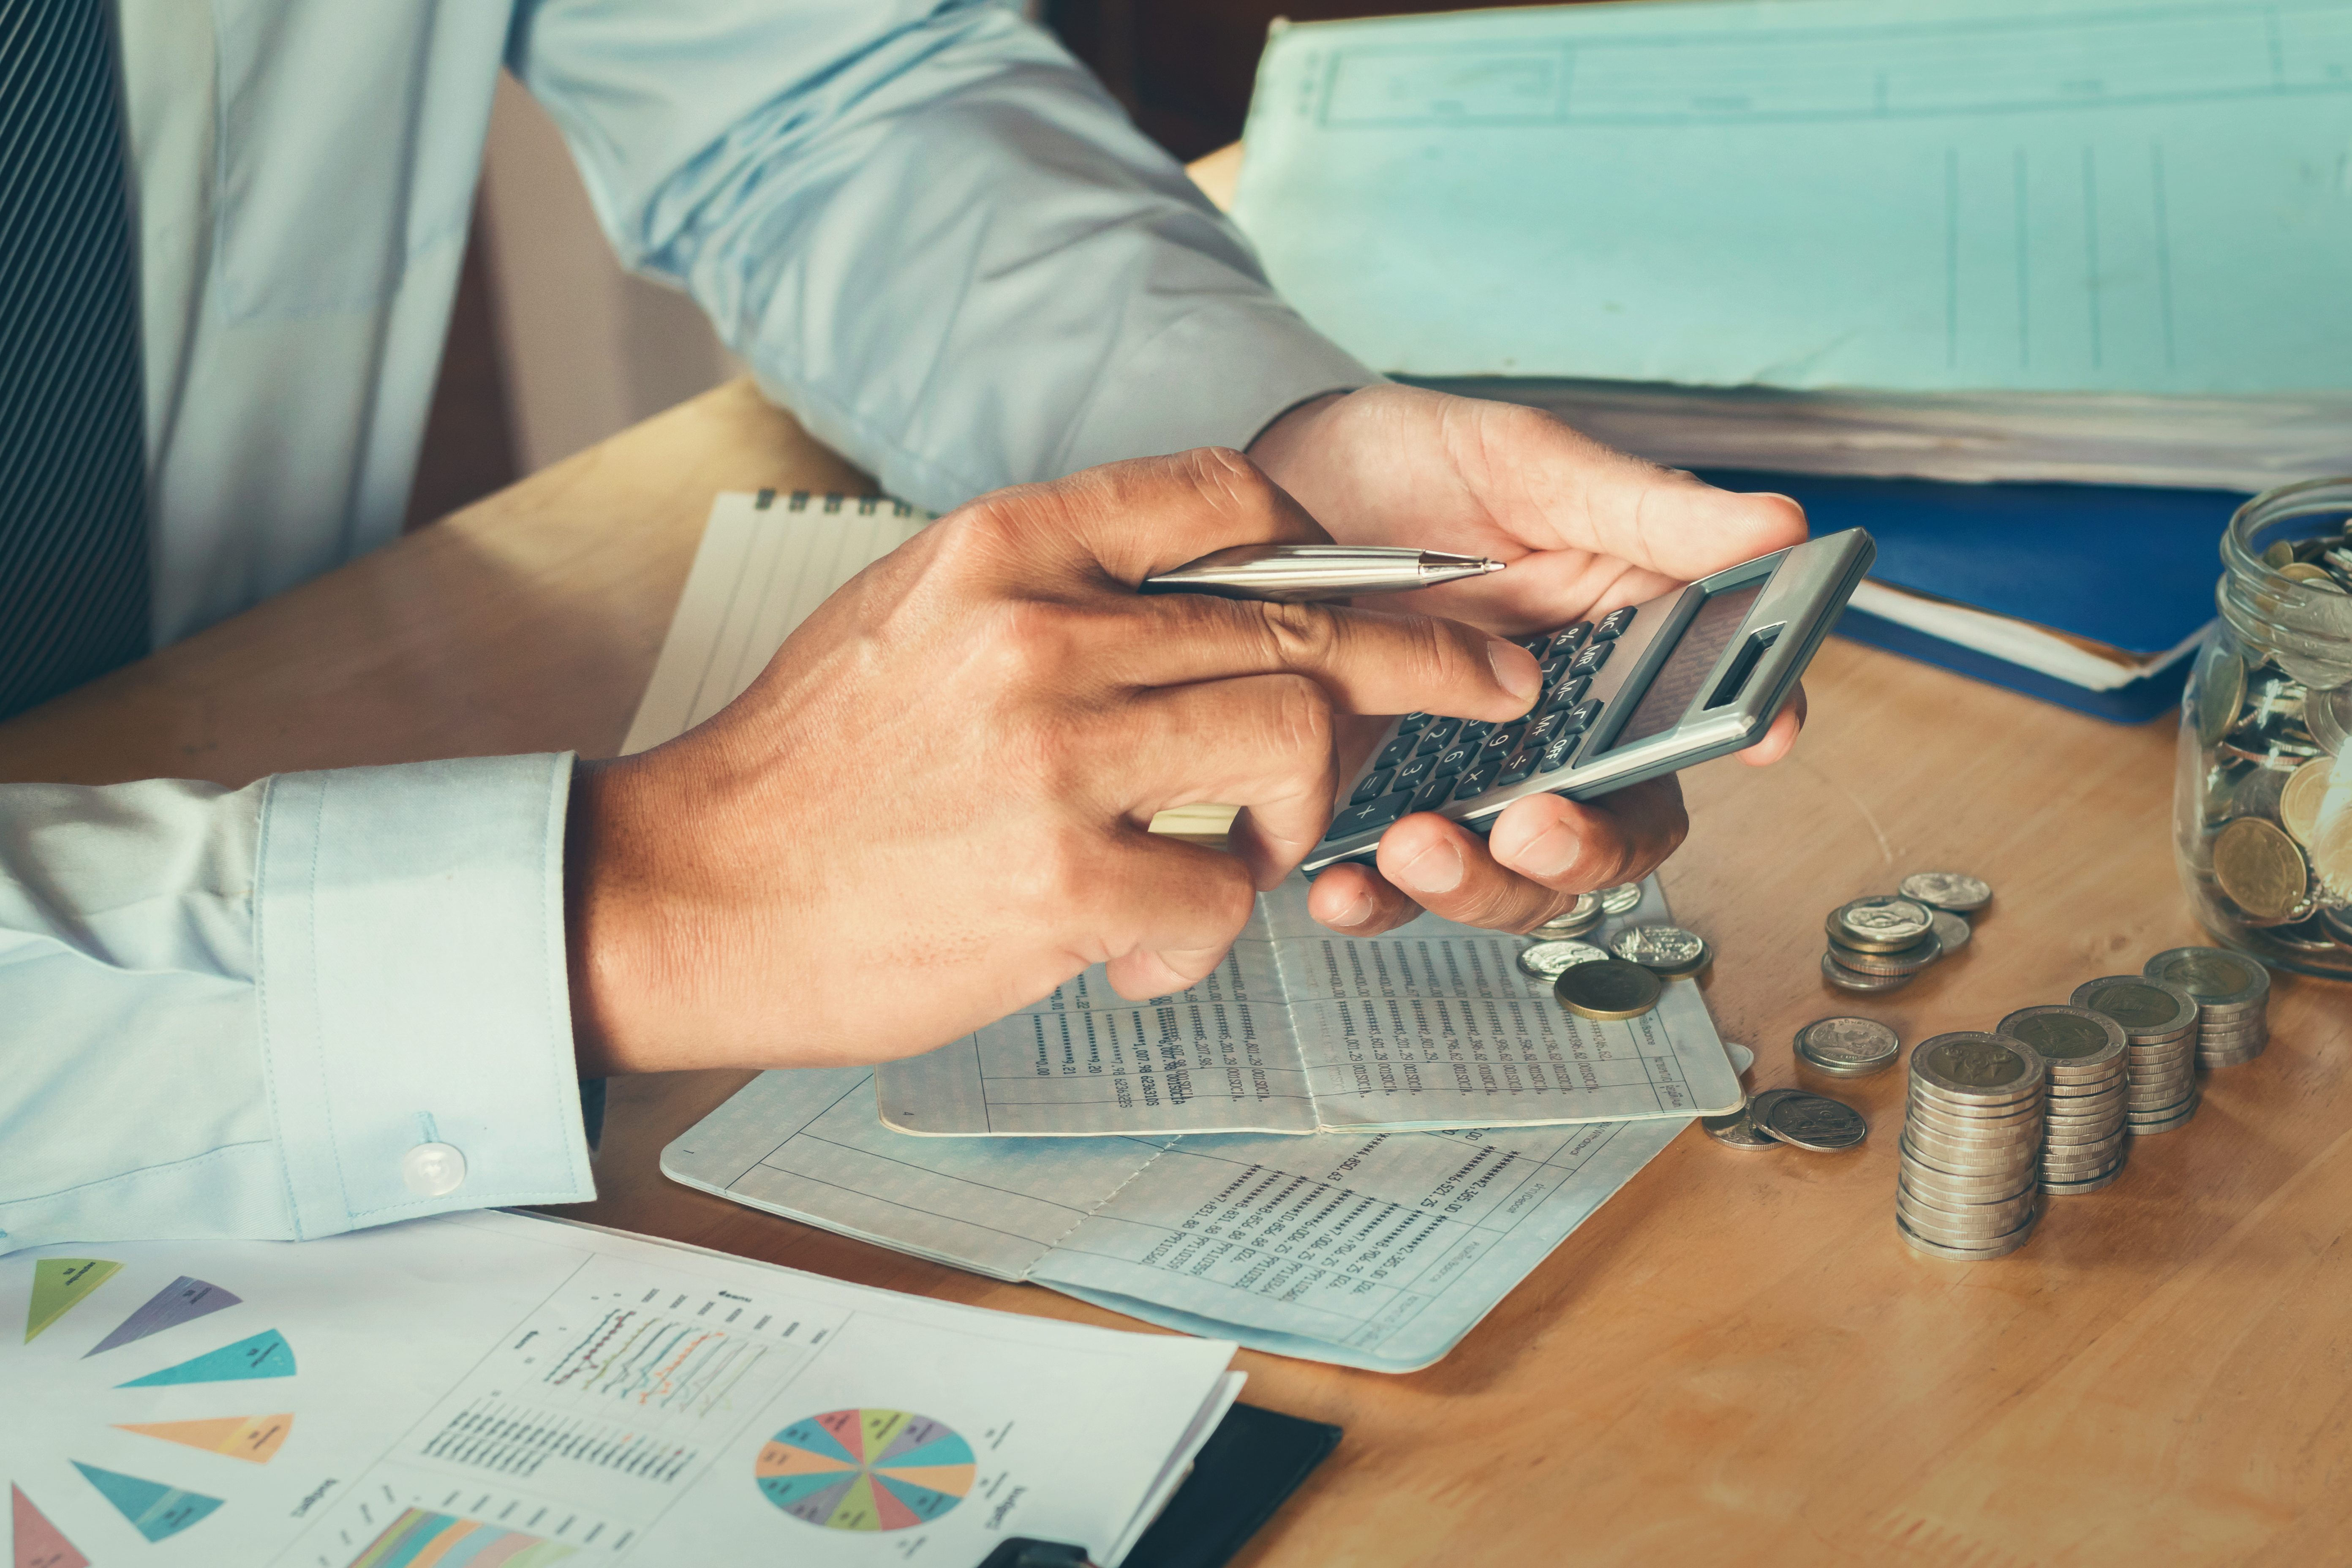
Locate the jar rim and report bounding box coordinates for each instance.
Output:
[2218,477,2352,661]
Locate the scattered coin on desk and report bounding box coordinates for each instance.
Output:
[1553,958,1663,1021]
[1609,923,1710,977]
[1758,1093,1869,1152]
[1516,939,1610,980]
[1896,1032,2046,1261]
[1701,1104,1780,1151]
[1794,1016,1901,1078]
[1818,874,1992,991]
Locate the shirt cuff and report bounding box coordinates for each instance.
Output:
[255,753,596,1237]
[1054,299,1383,476]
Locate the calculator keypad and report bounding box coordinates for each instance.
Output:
[1318,602,1644,845]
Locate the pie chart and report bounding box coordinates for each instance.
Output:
[754,1409,975,1532]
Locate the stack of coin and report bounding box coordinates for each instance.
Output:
[2142,946,2273,1067]
[2069,976,2201,1135]
[1821,895,1942,992]
[1530,891,1603,941]
[1794,1016,1901,1078]
[1996,1005,2129,1194]
[1896,1032,2047,1260]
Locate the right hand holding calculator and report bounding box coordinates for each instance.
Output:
[1301,528,1876,876]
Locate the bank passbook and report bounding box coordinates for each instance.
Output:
[1304,528,1875,874]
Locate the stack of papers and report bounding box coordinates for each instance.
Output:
[2,1211,1239,1566]
[1229,0,2352,716]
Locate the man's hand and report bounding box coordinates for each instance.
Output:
[566,449,1544,1076]
[1247,383,1812,937]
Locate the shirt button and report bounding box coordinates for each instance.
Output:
[400,1142,467,1197]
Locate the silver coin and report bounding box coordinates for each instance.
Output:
[1928,909,1973,956]
[2140,947,2271,1013]
[1530,896,1604,939]
[2309,684,2352,756]
[1898,871,1993,913]
[1598,882,1645,915]
[1795,1016,1901,1073]
[1745,1088,1804,1130]
[1828,896,1937,952]
[1701,1106,1780,1151]
[1824,932,1944,975]
[1517,939,1611,980]
[1897,1213,2039,1261]
[1609,924,1710,977]
[1821,952,1914,992]
[1761,1093,1868,1152]
[2069,976,2201,1040]
[1995,1005,2126,1071]
[2041,1165,2125,1196]
[1910,1032,2045,1101]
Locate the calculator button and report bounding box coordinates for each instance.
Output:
[1562,697,1603,733]
[1449,762,1499,801]
[1433,743,1476,777]
[1413,720,1459,756]
[1457,720,1496,746]
[1549,622,1592,658]
[1523,709,1565,747]
[1481,722,1525,757]
[1323,790,1414,841]
[1397,712,1432,734]
[1569,640,1612,678]
[1516,634,1551,655]
[1410,774,1457,813]
[1538,732,1579,773]
[1538,653,1571,686]
[1350,768,1395,805]
[1495,744,1538,787]
[1594,607,1637,640]
[1544,676,1590,715]
[1391,751,1436,792]
[1374,734,1417,770]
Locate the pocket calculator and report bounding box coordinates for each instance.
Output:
[1302,528,1876,876]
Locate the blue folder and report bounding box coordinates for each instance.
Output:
[1686,470,2246,724]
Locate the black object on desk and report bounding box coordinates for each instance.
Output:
[976,1402,1341,1568]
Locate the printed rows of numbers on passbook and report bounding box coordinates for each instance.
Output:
[1325,606,1637,842]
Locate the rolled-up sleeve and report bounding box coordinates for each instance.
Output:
[506,0,1377,511]
[0,754,594,1253]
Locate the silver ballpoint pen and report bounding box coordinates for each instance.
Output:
[1137,543,1505,603]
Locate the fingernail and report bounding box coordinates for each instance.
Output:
[1396,838,1464,895]
[1487,640,1541,705]
[1331,890,1377,928]
[1511,821,1583,879]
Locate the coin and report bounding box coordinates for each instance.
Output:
[2042,1165,2124,1195]
[2309,686,2352,756]
[1827,896,1937,953]
[2281,756,2336,845]
[1897,1214,2038,1261]
[2280,562,2339,585]
[2263,539,2298,569]
[1995,1006,2126,1070]
[1821,953,1913,992]
[2141,947,2271,1011]
[1910,1033,2044,1100]
[1898,871,1992,912]
[1598,882,1645,915]
[1761,1093,1867,1152]
[2069,977,2200,1038]
[1609,924,1710,977]
[1928,909,1972,957]
[1824,932,1943,975]
[1553,958,1663,1020]
[1701,1106,1779,1151]
[2213,816,2312,922]
[1795,1017,1900,1075]
[1531,893,1604,939]
[2194,642,2247,748]
[1517,939,1611,980]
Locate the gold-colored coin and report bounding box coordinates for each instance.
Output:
[1553,958,1664,1021]
[2280,756,2335,845]
[2278,562,2337,584]
[2262,540,2297,569]
[2212,816,2310,921]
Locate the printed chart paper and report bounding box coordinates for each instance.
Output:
[877,875,1743,1135]
[667,1056,1730,1372]
[0,1212,1235,1567]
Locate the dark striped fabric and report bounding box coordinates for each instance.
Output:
[0,0,148,723]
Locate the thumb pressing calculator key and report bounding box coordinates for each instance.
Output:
[1305,529,1876,875]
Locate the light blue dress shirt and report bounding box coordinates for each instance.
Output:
[0,0,1372,1255]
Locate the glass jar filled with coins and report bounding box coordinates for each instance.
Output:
[2175,477,2352,977]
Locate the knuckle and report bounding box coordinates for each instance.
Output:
[1255,601,1340,670]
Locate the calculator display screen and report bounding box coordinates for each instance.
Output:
[1605,584,1762,751]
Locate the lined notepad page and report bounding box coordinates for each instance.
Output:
[621,491,931,755]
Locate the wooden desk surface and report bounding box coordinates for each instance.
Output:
[8,379,2349,1567]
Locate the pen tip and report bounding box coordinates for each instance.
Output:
[1480,558,1506,574]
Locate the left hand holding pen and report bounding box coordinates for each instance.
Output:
[1247,383,1811,936]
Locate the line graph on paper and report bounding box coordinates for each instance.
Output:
[537,1307,774,1422]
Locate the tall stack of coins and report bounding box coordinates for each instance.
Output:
[2142,946,2274,1067]
[2070,976,2201,1135]
[1821,896,1942,992]
[1996,1006,2129,1194]
[1896,1033,2047,1261]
